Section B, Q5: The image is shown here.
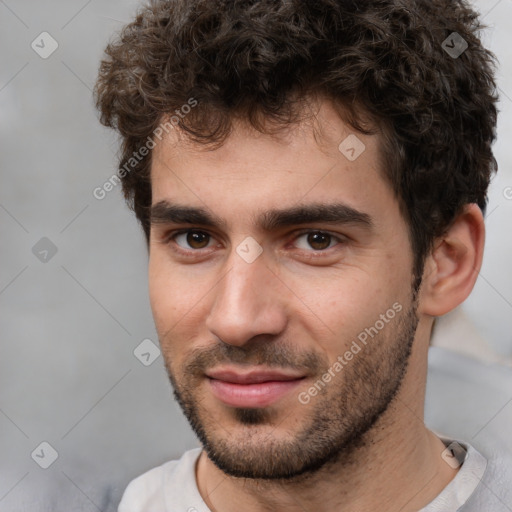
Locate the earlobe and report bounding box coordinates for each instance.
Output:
[418,204,485,317]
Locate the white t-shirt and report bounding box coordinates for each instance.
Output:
[117,437,512,511]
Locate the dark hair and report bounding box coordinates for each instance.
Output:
[95,0,498,278]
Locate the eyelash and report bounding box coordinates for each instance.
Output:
[164,229,345,257]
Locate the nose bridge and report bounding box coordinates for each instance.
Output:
[223,257,261,312]
[205,246,285,346]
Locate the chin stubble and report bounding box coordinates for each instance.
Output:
[165,295,419,480]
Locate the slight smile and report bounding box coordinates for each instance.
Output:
[206,368,307,408]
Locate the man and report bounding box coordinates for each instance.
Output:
[95,0,511,510]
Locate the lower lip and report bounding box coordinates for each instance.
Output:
[208,378,304,408]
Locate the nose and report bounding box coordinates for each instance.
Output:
[205,247,287,347]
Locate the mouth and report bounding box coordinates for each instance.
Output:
[205,368,307,408]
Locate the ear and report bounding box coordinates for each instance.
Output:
[418,203,485,317]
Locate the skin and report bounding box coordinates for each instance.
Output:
[148,98,485,512]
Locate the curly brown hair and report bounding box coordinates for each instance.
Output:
[95,0,498,278]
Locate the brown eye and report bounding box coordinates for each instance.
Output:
[174,230,211,249]
[294,231,339,252]
[306,232,332,250]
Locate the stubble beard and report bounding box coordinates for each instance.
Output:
[164,295,419,481]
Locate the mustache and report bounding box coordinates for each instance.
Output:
[180,340,326,377]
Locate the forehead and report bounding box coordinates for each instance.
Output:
[149,99,394,227]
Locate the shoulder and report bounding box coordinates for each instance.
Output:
[472,440,512,508]
[118,448,205,512]
[420,438,512,511]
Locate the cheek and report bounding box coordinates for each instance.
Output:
[148,256,191,336]
[292,270,406,356]
[148,256,213,353]
[149,270,175,329]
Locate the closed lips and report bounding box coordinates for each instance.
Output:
[206,369,307,408]
[206,369,306,384]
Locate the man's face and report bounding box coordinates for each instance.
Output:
[148,100,420,479]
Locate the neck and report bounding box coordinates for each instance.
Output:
[196,339,459,511]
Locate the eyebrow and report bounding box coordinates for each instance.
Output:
[150,201,373,231]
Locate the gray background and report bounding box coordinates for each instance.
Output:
[1,1,511,510]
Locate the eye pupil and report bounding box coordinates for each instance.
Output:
[187,231,209,249]
[307,232,331,250]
